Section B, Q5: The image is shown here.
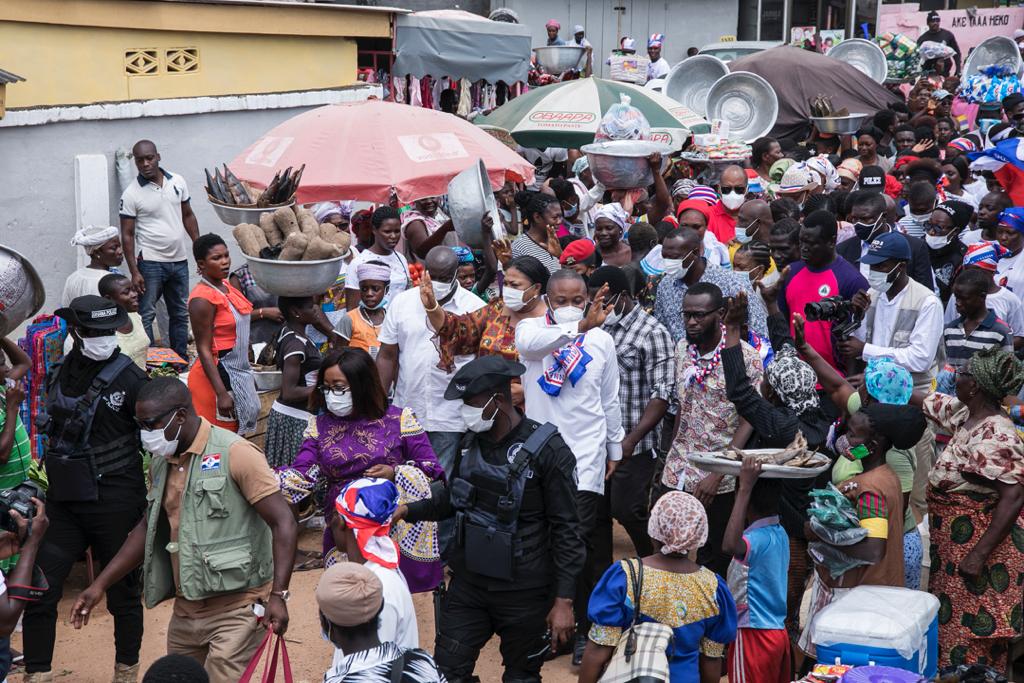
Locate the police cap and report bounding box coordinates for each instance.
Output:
[55,295,128,331]
[444,355,526,400]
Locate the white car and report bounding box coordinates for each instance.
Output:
[699,41,783,63]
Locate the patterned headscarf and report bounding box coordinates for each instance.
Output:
[865,357,913,405]
[687,185,719,206]
[357,261,392,282]
[765,346,819,415]
[963,241,1009,272]
[572,156,590,177]
[335,478,400,569]
[452,245,476,264]
[672,178,697,199]
[648,491,708,555]
[648,33,664,49]
[999,208,1024,235]
[805,155,840,193]
[968,346,1024,401]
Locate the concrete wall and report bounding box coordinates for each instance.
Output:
[490,0,740,78]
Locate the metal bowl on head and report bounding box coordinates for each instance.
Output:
[704,71,778,143]
[0,244,45,337]
[963,35,1023,77]
[664,55,729,117]
[208,198,294,227]
[580,140,674,189]
[532,46,586,74]
[243,254,346,297]
[447,159,504,250]
[810,113,870,135]
[826,39,888,84]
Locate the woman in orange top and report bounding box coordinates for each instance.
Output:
[187,234,260,434]
[334,261,388,358]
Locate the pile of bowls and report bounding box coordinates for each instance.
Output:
[208,199,295,227]
[243,253,346,297]
[704,72,778,143]
[580,140,673,189]
[826,39,888,84]
[664,55,729,116]
[447,159,504,249]
[810,113,870,135]
[0,245,45,336]
[963,35,1023,77]
[532,46,586,74]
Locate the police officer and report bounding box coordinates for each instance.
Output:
[23,296,149,683]
[395,356,584,683]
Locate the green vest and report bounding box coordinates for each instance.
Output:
[143,424,274,609]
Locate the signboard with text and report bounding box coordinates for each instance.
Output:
[878,4,1024,57]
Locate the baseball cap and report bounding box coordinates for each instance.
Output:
[858,165,886,193]
[55,295,128,331]
[862,231,911,265]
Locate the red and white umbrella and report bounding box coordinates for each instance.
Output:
[229,100,535,204]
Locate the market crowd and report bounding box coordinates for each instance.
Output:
[5,15,1024,683]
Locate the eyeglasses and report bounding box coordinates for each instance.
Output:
[924,222,951,235]
[720,186,746,195]
[136,406,183,431]
[682,309,719,321]
[321,386,351,398]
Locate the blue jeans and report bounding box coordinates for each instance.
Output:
[427,431,464,555]
[138,259,189,359]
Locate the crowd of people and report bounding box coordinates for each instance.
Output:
[5,15,1024,683]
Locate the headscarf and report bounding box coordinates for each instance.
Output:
[963,241,1009,272]
[452,245,476,264]
[675,199,712,223]
[620,37,636,51]
[357,261,392,283]
[594,203,629,231]
[948,137,979,154]
[648,491,708,555]
[837,158,863,182]
[335,478,400,569]
[313,201,344,223]
[70,225,119,252]
[648,33,664,49]
[769,158,795,183]
[806,155,840,193]
[967,346,1024,401]
[545,19,560,29]
[687,185,718,206]
[672,179,697,199]
[864,357,913,405]
[572,156,590,176]
[999,208,1024,234]
[765,346,819,415]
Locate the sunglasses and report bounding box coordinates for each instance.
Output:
[720,186,747,195]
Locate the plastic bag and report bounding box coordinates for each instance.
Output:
[595,95,651,142]
[961,69,1023,104]
[810,517,868,546]
[807,484,861,529]
[808,540,871,580]
[918,40,955,61]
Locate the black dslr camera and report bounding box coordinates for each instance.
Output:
[804,296,862,340]
[0,481,44,534]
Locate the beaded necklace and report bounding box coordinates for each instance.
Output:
[686,325,726,388]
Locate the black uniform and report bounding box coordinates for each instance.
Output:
[405,416,584,683]
[23,347,148,674]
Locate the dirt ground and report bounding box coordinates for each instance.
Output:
[8,526,638,682]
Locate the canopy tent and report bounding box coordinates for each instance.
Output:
[393,10,532,85]
[730,46,902,140]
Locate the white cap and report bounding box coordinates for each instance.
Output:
[574,25,585,34]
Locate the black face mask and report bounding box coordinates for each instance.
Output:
[854,217,885,243]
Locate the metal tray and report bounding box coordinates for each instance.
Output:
[704,71,778,143]
[963,35,1023,78]
[208,198,294,227]
[0,244,45,336]
[810,113,870,135]
[243,253,346,297]
[826,39,888,84]
[687,449,832,479]
[664,55,729,117]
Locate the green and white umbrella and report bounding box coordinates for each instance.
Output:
[476,77,711,150]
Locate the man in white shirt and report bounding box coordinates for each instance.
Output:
[842,232,942,517]
[514,268,623,664]
[518,147,568,190]
[119,140,199,359]
[647,34,670,81]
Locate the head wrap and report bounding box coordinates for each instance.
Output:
[968,346,1024,401]
[837,158,863,182]
[964,241,1009,272]
[864,357,913,405]
[648,491,708,555]
[999,208,1024,235]
[805,155,840,192]
[765,347,819,415]
[594,203,629,231]
[559,239,596,266]
[316,563,384,627]
[648,33,664,49]
[675,199,712,223]
[687,185,719,206]
[884,174,904,200]
[672,179,697,199]
[452,245,476,265]
[745,169,764,196]
[572,156,590,177]
[335,478,400,569]
[778,164,818,193]
[769,158,794,183]
[573,24,585,34]
[947,137,978,154]
[70,225,119,251]
[357,261,392,283]
[545,19,560,29]
[620,37,636,51]
[313,201,344,223]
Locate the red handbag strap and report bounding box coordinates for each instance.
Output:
[239,629,273,683]
[262,633,281,683]
[279,636,294,683]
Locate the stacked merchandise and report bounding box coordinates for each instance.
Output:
[961,65,1023,105]
[17,315,67,460]
[876,32,921,83]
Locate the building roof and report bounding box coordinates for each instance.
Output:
[154,0,407,12]
[0,69,26,85]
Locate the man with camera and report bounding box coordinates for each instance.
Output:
[0,492,48,680]
[24,295,149,683]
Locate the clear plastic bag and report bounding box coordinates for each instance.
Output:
[807,484,861,529]
[810,517,868,546]
[594,94,651,142]
[808,541,872,580]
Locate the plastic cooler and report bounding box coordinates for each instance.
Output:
[811,585,939,677]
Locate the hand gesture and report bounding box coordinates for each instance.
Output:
[419,270,438,311]
[265,595,290,635]
[545,225,563,257]
[491,238,513,268]
[738,456,762,491]
[756,265,789,307]
[793,313,809,351]
[724,291,749,329]
[579,283,611,332]
[911,139,935,154]
[364,464,396,481]
[4,384,25,414]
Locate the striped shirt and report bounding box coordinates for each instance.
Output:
[0,391,32,573]
[943,311,1014,374]
[511,234,562,274]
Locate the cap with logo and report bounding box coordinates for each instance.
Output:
[862,231,911,265]
[444,355,526,400]
[55,295,129,330]
[858,165,886,194]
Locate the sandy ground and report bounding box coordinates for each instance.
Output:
[7,526,638,682]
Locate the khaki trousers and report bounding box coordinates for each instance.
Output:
[166,604,265,683]
[909,421,935,521]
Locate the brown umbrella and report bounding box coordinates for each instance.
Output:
[730,45,902,140]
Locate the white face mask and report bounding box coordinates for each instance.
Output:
[461,395,497,433]
[662,257,691,279]
[140,413,183,458]
[721,192,746,211]
[431,274,457,301]
[734,220,757,244]
[925,233,953,250]
[502,285,535,312]
[867,264,900,292]
[602,294,624,327]
[551,304,585,324]
[325,391,353,417]
[78,333,118,361]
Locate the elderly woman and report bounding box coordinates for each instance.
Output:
[62,225,124,306]
[593,204,632,267]
[914,347,1024,669]
[579,491,737,683]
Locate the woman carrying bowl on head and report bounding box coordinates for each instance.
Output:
[345,206,411,310]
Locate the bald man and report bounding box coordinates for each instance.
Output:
[706,165,749,245]
[730,199,778,277]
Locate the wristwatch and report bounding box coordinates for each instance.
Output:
[270,589,291,602]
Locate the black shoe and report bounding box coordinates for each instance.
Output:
[571,633,587,666]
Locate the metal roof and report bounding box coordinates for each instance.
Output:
[0,69,25,85]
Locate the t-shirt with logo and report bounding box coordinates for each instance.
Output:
[119,169,191,263]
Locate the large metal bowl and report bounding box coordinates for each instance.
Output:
[0,244,45,336]
[704,71,778,143]
[447,159,504,249]
[580,140,674,189]
[533,45,586,74]
[664,55,729,117]
[963,35,1023,78]
[826,39,888,84]
[243,254,346,297]
[208,198,295,227]
[810,113,870,135]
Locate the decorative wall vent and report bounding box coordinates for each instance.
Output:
[124,49,159,76]
[165,48,199,74]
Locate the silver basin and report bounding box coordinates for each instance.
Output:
[827,39,888,84]
[664,55,729,117]
[447,159,504,250]
[243,254,346,297]
[533,45,586,74]
[705,71,778,143]
[963,35,1023,77]
[810,113,870,135]
[208,198,294,227]
[580,140,673,189]
[0,244,45,336]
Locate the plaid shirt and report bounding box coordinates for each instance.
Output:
[604,304,675,453]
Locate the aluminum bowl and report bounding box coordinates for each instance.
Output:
[252,369,282,392]
[704,71,778,143]
[243,254,346,297]
[963,35,1023,77]
[533,46,586,74]
[0,244,45,336]
[810,113,870,135]
[826,39,887,84]
[208,198,294,227]
[580,140,674,189]
[447,159,504,249]
[664,55,729,117]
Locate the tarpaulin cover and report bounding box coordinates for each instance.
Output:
[730,46,902,139]
[393,10,532,85]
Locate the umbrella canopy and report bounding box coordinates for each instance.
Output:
[476,77,710,150]
[730,46,902,139]
[228,100,535,205]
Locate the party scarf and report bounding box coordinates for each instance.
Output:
[336,478,400,569]
[538,322,594,397]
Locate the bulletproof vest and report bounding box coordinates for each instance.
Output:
[41,353,140,501]
[449,422,557,581]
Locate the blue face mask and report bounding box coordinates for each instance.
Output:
[563,203,578,219]
[360,289,389,310]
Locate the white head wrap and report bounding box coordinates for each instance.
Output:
[70,225,119,252]
[594,203,629,231]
